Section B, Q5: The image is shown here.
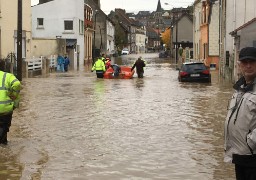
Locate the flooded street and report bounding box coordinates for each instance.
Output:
[0,53,235,180]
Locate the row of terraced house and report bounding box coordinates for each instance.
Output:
[193,0,256,82]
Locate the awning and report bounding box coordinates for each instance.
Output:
[66,39,77,47]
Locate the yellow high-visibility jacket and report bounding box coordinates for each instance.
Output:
[0,71,21,114]
[92,59,106,71]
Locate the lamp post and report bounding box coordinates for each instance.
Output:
[157,19,160,51]
[171,25,173,58]
[92,9,98,65]
[17,0,22,81]
[129,25,132,53]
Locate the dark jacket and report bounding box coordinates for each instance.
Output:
[131,59,145,73]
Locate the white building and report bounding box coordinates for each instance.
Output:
[135,27,147,54]
[32,0,85,70]
[222,0,256,81]
[106,19,115,56]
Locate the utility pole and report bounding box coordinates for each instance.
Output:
[129,26,132,53]
[175,16,178,64]
[92,10,98,65]
[17,0,23,81]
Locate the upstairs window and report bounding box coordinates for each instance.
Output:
[37,18,44,28]
[64,20,73,31]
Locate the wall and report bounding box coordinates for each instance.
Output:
[193,1,202,60]
[209,2,219,56]
[238,21,256,49]
[0,0,31,58]
[31,38,59,57]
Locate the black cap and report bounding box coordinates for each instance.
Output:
[239,47,256,61]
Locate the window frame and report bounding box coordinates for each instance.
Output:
[37,18,44,29]
[64,19,74,32]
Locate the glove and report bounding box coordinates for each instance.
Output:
[91,70,93,72]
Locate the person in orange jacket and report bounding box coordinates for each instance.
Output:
[105,58,111,69]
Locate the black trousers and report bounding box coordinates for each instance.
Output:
[96,70,104,78]
[137,72,144,78]
[235,164,256,180]
[0,113,13,144]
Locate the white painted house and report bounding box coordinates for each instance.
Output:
[135,27,147,54]
[32,0,85,70]
[106,19,115,56]
[223,0,256,81]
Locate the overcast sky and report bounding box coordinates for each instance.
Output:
[31,0,194,14]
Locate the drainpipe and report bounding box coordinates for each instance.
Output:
[232,0,236,82]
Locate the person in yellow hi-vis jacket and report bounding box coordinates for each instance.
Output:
[0,60,21,145]
[91,57,106,78]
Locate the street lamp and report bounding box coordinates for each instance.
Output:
[171,25,174,58]
[92,9,98,65]
[157,20,160,51]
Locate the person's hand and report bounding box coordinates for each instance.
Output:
[9,95,16,100]
[131,69,133,72]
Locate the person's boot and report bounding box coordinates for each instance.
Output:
[2,133,7,145]
[0,129,8,145]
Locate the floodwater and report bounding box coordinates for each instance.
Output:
[0,53,235,180]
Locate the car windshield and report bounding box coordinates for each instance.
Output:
[123,48,128,51]
[182,63,207,72]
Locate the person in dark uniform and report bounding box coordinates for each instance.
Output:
[131,57,146,78]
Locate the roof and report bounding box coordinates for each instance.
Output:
[230,17,256,36]
[172,13,193,26]
[156,0,162,12]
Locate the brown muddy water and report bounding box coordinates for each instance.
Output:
[0,54,235,180]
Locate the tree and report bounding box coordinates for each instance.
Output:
[161,28,171,49]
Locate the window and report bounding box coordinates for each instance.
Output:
[64,20,73,31]
[79,20,84,34]
[226,51,230,66]
[37,18,44,28]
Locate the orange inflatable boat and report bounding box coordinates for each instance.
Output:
[104,66,135,79]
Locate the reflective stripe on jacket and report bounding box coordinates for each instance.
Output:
[0,71,21,114]
[91,59,106,71]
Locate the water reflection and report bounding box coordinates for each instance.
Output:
[134,78,144,89]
